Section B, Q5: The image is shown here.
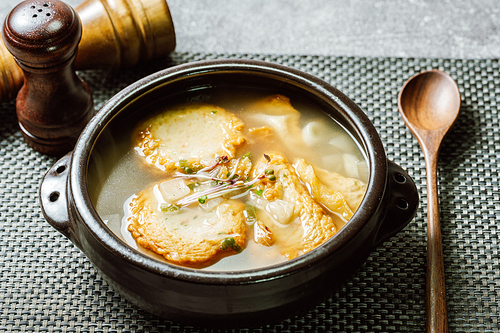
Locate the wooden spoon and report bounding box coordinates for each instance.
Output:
[398,69,461,333]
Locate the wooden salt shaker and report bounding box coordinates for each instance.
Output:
[2,0,94,155]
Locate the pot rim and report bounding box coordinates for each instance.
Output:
[70,59,387,284]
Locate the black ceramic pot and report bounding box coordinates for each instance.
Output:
[40,59,419,328]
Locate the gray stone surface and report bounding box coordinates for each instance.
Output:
[1,0,500,59]
[166,0,500,59]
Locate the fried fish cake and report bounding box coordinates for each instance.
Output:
[135,103,245,173]
[294,158,367,211]
[251,153,338,259]
[127,182,248,268]
[293,158,360,221]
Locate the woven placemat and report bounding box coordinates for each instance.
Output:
[1,53,498,333]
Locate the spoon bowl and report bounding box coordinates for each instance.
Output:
[398,69,461,333]
[399,70,460,137]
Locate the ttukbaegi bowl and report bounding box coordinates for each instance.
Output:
[39,59,419,328]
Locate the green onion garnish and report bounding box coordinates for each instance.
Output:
[220,237,243,253]
[187,182,201,190]
[245,203,257,224]
[198,195,208,204]
[160,203,181,212]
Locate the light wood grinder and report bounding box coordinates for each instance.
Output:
[0,0,176,101]
[0,0,176,155]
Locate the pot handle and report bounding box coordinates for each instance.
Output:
[39,152,79,245]
[374,160,419,246]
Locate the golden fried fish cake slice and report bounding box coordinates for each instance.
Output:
[135,103,245,173]
[293,158,355,223]
[251,153,338,259]
[294,158,367,211]
[127,182,248,268]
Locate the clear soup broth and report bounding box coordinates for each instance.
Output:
[90,87,369,271]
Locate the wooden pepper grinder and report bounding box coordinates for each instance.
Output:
[2,0,94,156]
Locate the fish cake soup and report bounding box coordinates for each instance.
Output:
[88,86,369,271]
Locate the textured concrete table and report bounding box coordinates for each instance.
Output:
[167,0,500,59]
[1,0,500,59]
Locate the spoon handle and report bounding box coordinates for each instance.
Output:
[424,150,448,333]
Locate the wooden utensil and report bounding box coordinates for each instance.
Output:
[398,69,461,333]
[0,0,176,102]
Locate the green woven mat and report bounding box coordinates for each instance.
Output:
[1,53,498,332]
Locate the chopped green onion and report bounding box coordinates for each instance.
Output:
[218,156,229,164]
[210,179,225,186]
[211,110,218,114]
[187,182,201,190]
[160,203,181,212]
[178,159,201,174]
[245,203,257,224]
[198,195,208,204]
[243,152,251,159]
[220,237,243,253]
[255,189,263,196]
